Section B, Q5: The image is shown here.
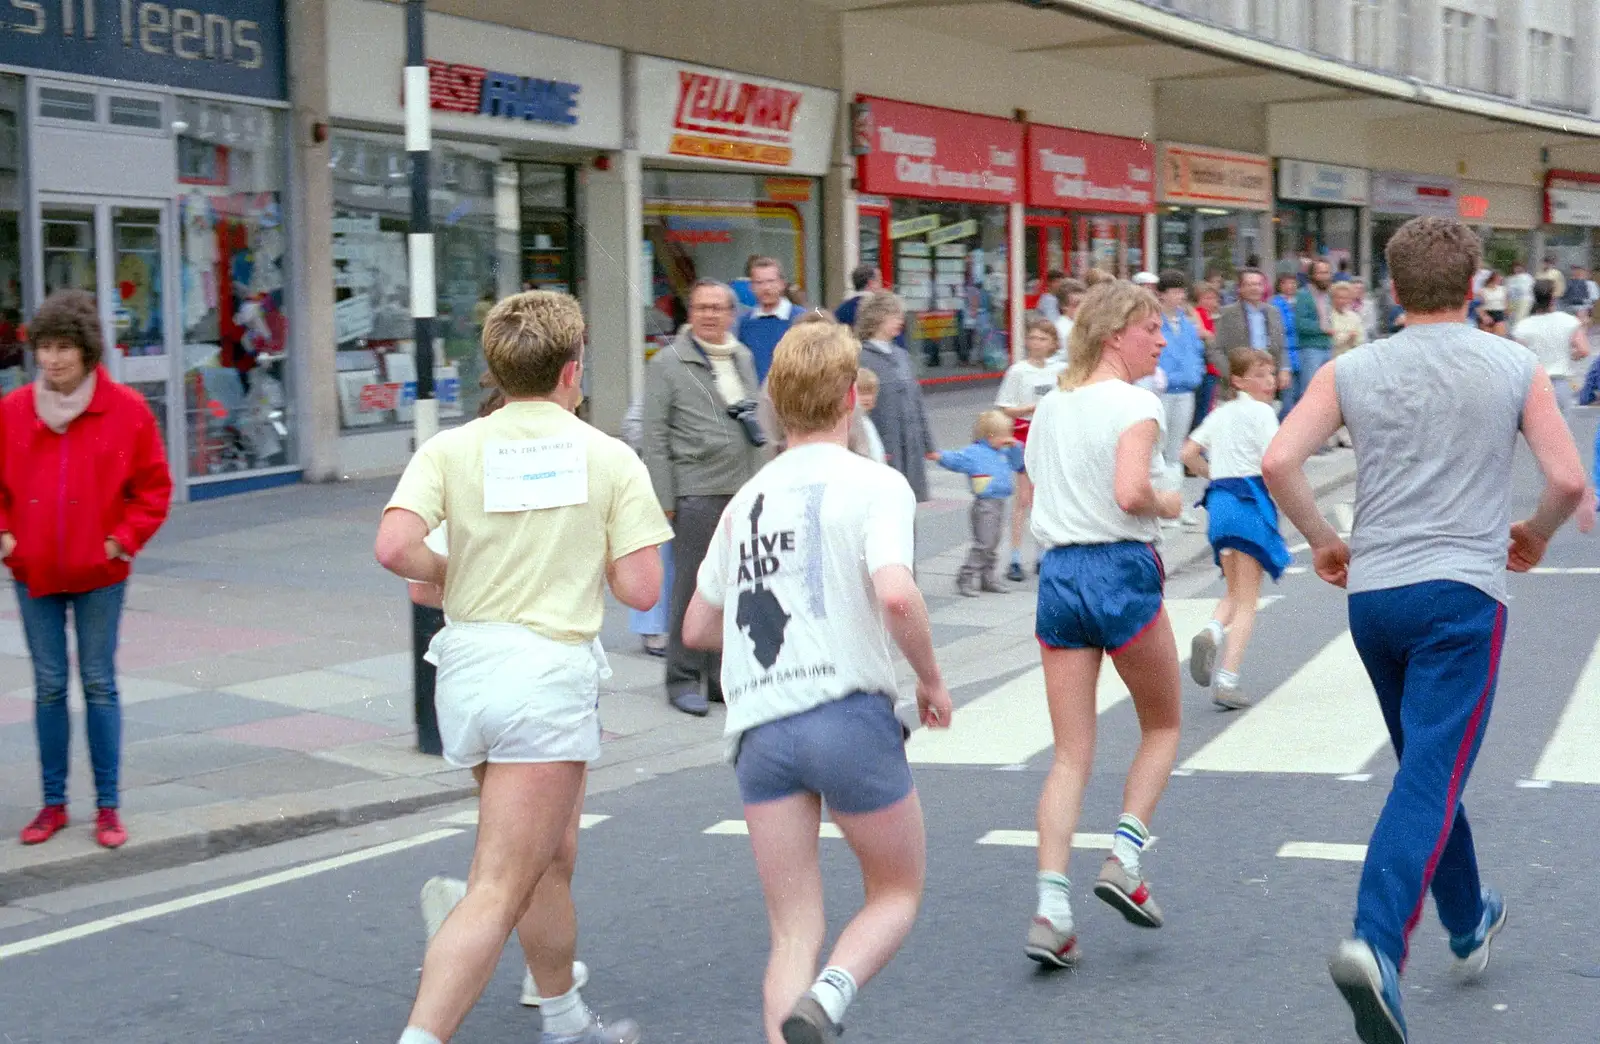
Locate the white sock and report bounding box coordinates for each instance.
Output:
[807,966,858,1026]
[1205,619,1225,644]
[539,984,591,1038]
[1216,668,1240,689]
[1111,813,1149,875]
[398,1029,442,1044]
[1035,871,1073,932]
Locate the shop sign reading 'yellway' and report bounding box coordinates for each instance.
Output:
[632,56,837,176]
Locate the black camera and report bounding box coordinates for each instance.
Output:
[727,399,767,448]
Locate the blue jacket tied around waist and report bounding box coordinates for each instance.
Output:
[1198,477,1292,580]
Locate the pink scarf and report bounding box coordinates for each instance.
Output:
[34,371,97,434]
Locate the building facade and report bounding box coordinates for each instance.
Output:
[8,0,1599,492]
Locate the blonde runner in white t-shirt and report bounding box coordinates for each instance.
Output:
[995,319,1067,578]
[1022,280,1184,969]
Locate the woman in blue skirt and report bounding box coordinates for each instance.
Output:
[1182,347,1293,710]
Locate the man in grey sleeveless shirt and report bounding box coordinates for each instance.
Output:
[1263,216,1586,1044]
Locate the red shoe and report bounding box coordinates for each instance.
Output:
[20,804,68,845]
[95,808,127,849]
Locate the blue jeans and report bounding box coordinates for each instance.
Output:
[16,581,127,809]
[1347,581,1503,970]
[1288,347,1331,416]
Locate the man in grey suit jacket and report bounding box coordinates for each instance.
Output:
[1211,268,1291,390]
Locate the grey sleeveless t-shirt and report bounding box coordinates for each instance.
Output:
[1335,324,1535,603]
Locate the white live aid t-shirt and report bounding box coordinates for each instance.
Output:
[1186,396,1279,480]
[996,358,1066,411]
[1025,379,1166,548]
[696,443,917,760]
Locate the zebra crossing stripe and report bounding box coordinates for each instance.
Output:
[906,599,1229,767]
[1180,631,1389,775]
[703,819,844,839]
[1277,842,1367,861]
[1531,636,1600,785]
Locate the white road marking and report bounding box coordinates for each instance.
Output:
[1278,841,1367,862]
[1527,567,1600,575]
[1181,631,1389,775]
[977,830,1144,850]
[436,810,611,829]
[906,599,1242,767]
[0,829,462,963]
[1337,773,1373,782]
[1516,779,1555,789]
[703,819,842,839]
[1531,636,1600,785]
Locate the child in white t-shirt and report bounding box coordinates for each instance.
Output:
[995,319,1067,580]
[1180,347,1292,711]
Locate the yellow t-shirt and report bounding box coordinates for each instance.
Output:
[386,401,673,644]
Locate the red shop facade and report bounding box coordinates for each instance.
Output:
[1023,124,1155,301]
[853,95,1023,381]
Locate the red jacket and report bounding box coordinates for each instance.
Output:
[0,367,172,596]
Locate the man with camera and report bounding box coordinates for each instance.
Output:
[643,278,767,717]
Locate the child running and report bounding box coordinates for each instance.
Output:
[929,409,1025,597]
[1265,216,1584,1044]
[681,320,953,1044]
[1022,279,1184,967]
[995,319,1067,580]
[1182,347,1293,710]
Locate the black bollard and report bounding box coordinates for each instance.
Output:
[411,601,445,756]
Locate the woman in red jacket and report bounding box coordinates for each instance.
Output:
[3,289,172,849]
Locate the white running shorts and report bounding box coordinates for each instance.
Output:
[426,622,612,768]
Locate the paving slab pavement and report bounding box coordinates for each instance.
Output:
[0,383,1357,899]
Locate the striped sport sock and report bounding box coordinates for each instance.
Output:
[807,966,858,1025]
[1111,813,1149,875]
[1035,871,1073,931]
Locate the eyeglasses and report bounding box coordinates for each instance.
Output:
[690,304,730,313]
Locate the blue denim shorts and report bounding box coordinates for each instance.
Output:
[1036,542,1165,654]
[734,690,913,815]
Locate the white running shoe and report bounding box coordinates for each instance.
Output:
[522,960,590,1007]
[421,876,588,1007]
[420,876,467,940]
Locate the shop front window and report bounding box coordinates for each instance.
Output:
[176,98,292,477]
[887,200,1009,377]
[520,163,578,297]
[0,76,23,393]
[1275,205,1358,276]
[330,131,512,431]
[642,169,821,355]
[1477,228,1529,272]
[1026,210,1145,301]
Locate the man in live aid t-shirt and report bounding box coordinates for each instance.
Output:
[682,319,951,1044]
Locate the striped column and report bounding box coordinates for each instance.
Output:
[404,0,438,446]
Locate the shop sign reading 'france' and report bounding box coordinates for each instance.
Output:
[428,58,580,127]
[0,0,286,100]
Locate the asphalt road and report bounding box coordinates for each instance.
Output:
[2,407,1598,1044]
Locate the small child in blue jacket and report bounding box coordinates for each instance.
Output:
[929,409,1025,596]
